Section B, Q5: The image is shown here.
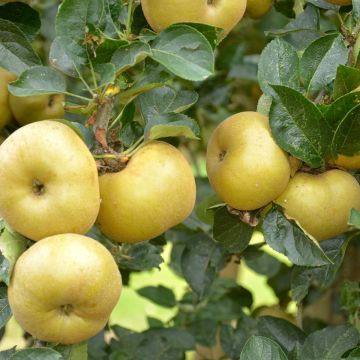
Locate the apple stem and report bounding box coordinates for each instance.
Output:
[93,96,114,149]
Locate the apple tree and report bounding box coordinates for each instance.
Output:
[0,0,359,359]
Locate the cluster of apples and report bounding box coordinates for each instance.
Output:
[206,111,360,241]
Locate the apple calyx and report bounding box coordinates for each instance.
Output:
[32,179,45,196]
[60,304,74,316]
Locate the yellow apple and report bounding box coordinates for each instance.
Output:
[8,233,122,344]
[275,170,360,241]
[140,0,247,37]
[331,154,360,170]
[0,68,16,129]
[9,92,64,126]
[0,121,100,241]
[97,141,196,244]
[206,112,291,211]
[246,0,273,19]
[325,0,352,4]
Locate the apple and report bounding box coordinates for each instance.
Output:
[140,0,247,37]
[331,154,360,170]
[325,0,352,4]
[8,233,122,344]
[246,0,273,19]
[0,121,100,241]
[9,92,64,126]
[275,170,360,241]
[97,140,196,244]
[206,112,291,211]
[0,68,16,130]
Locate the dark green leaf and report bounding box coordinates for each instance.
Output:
[93,39,128,64]
[341,281,360,316]
[300,34,348,96]
[88,331,107,360]
[150,25,214,81]
[213,207,253,254]
[300,325,359,360]
[137,285,176,308]
[53,342,88,360]
[94,63,116,88]
[0,2,40,41]
[270,85,332,168]
[263,207,331,266]
[258,38,300,97]
[349,209,360,229]
[0,19,41,75]
[0,286,11,330]
[49,38,78,78]
[54,120,94,149]
[244,248,282,278]
[9,348,62,360]
[0,348,16,360]
[240,336,288,360]
[333,65,360,99]
[183,23,220,50]
[274,0,295,18]
[8,66,66,96]
[187,319,218,347]
[111,42,151,74]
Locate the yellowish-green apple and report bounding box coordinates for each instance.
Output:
[246,0,273,19]
[9,92,64,126]
[8,234,122,344]
[0,121,100,241]
[0,68,16,129]
[325,0,351,4]
[206,112,291,211]
[275,170,360,241]
[97,141,196,244]
[331,154,360,170]
[140,0,247,37]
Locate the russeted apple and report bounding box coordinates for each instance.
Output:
[0,68,16,129]
[0,121,100,240]
[140,0,247,37]
[206,112,291,211]
[97,141,196,244]
[8,234,122,344]
[246,0,273,19]
[275,170,360,241]
[9,92,64,126]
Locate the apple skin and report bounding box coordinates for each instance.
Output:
[275,170,360,241]
[9,92,64,126]
[331,154,360,170]
[206,112,291,211]
[246,0,273,19]
[0,121,100,241]
[0,68,16,129]
[97,141,196,244]
[140,0,247,37]
[8,234,122,344]
[325,0,352,4]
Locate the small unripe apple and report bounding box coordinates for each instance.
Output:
[206,112,291,211]
[97,141,196,244]
[140,0,247,37]
[9,92,64,126]
[246,0,273,19]
[275,170,360,241]
[8,234,122,344]
[0,68,16,129]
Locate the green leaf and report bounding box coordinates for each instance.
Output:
[330,104,360,157]
[93,63,116,88]
[291,236,349,302]
[349,209,360,229]
[258,38,300,97]
[93,39,128,64]
[111,41,151,74]
[0,286,11,330]
[150,24,214,81]
[0,2,40,41]
[257,316,306,356]
[240,336,288,360]
[213,207,253,254]
[300,325,359,360]
[0,226,27,285]
[300,34,348,96]
[341,281,360,318]
[8,66,66,96]
[137,285,176,308]
[183,23,220,50]
[270,85,331,168]
[49,38,78,78]
[263,207,331,267]
[244,248,282,278]
[181,233,226,297]
[0,348,16,360]
[53,120,94,149]
[54,342,88,360]
[257,94,273,117]
[333,65,360,99]
[0,18,41,75]
[9,348,62,360]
